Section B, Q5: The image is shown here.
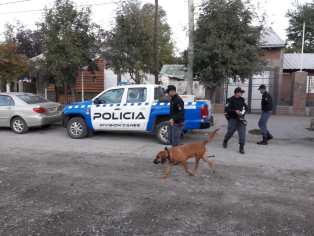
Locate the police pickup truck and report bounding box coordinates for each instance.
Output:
[63,84,212,144]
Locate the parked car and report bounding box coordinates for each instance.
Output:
[63,84,213,144]
[0,93,63,134]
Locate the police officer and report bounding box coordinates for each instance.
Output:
[257,84,273,145]
[167,85,184,146]
[223,87,248,154]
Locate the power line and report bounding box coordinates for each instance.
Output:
[0,1,118,15]
[0,0,31,6]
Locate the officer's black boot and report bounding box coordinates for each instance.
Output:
[239,144,245,154]
[223,139,228,149]
[257,137,268,145]
[267,133,273,140]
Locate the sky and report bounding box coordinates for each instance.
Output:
[0,0,312,52]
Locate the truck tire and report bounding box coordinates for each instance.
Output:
[156,122,170,145]
[67,117,88,139]
[11,117,29,134]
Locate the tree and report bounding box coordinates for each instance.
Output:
[287,2,314,53]
[194,0,263,99]
[105,0,174,84]
[0,43,28,92]
[40,0,101,102]
[4,23,43,58]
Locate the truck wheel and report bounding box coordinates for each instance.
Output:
[156,122,170,145]
[67,117,88,139]
[11,117,28,134]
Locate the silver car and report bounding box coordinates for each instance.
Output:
[0,92,62,134]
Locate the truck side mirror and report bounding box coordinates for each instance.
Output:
[94,98,101,105]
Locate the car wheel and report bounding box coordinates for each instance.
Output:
[156,122,170,145]
[67,117,88,139]
[11,117,29,134]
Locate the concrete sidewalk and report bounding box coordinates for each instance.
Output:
[209,113,314,141]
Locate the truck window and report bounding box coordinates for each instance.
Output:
[127,88,147,103]
[98,88,124,104]
[154,87,165,100]
[154,87,169,102]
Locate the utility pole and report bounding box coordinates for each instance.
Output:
[153,0,159,84]
[187,0,194,94]
[300,21,305,71]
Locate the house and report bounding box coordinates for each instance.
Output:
[214,28,286,113]
[159,64,206,98]
[213,28,314,116]
[279,53,314,115]
[29,56,107,103]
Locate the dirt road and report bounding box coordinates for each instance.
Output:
[0,125,314,235]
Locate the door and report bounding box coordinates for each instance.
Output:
[0,95,15,127]
[121,87,150,131]
[91,88,125,130]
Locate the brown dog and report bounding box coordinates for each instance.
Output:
[154,129,219,179]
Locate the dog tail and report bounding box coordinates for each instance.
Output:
[204,128,220,144]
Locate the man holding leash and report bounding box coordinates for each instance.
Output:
[257,84,273,145]
[223,87,248,154]
[167,85,185,146]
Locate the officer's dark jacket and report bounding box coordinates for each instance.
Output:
[225,96,248,119]
[170,94,185,124]
[261,92,273,112]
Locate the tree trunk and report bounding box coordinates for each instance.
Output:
[117,71,122,86]
[0,79,3,92]
[64,83,68,104]
[55,85,60,103]
[70,86,76,103]
[205,87,217,104]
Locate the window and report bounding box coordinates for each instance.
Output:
[0,95,14,106]
[154,87,165,100]
[17,94,47,104]
[98,88,124,104]
[127,88,147,103]
[307,76,314,94]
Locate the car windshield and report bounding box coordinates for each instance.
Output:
[17,94,48,104]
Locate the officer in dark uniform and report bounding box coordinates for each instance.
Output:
[257,84,273,145]
[223,87,248,154]
[167,85,185,146]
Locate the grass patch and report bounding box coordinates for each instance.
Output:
[249,129,262,135]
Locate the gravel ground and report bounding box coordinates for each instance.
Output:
[0,121,314,236]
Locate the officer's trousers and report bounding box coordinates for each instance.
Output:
[168,123,183,146]
[224,118,246,145]
[258,111,272,139]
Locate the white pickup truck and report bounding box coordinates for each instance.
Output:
[63,84,213,144]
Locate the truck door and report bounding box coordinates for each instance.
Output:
[91,88,125,131]
[120,87,151,131]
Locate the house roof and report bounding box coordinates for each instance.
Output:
[30,53,45,62]
[160,64,187,80]
[283,53,314,70]
[260,28,285,48]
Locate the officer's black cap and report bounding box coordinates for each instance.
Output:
[234,87,245,94]
[166,85,176,93]
[258,84,266,90]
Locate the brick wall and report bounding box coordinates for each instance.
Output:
[75,58,105,93]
